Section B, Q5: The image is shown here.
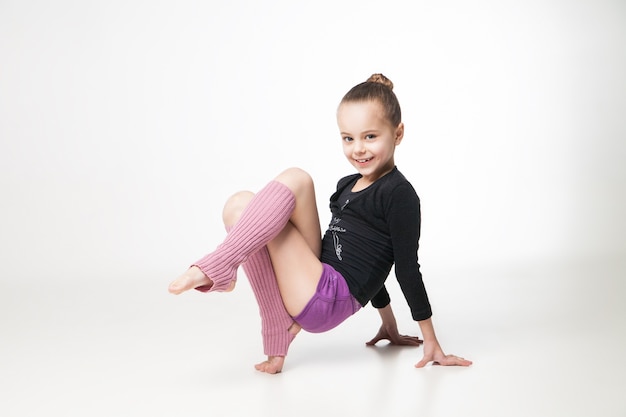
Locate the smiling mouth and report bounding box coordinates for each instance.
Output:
[355,158,373,164]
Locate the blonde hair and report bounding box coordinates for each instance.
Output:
[340,73,401,126]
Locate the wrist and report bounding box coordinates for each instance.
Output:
[417,318,437,342]
[422,337,439,345]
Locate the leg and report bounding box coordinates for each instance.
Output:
[219,168,325,315]
[168,168,324,373]
[238,168,325,372]
[273,168,323,258]
[268,168,325,316]
[168,178,297,294]
[221,191,300,373]
[168,167,323,301]
[241,247,301,374]
[220,169,326,372]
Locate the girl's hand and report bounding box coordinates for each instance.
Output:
[366,325,423,346]
[415,341,472,368]
[367,304,423,346]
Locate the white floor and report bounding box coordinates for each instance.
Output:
[1,255,624,417]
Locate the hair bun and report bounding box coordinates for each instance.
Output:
[366,73,394,90]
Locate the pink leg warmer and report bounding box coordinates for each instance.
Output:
[242,246,296,357]
[192,180,295,292]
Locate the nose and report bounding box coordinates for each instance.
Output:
[353,139,366,154]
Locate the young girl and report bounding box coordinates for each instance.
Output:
[169,74,472,374]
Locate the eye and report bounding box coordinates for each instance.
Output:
[365,134,376,140]
[343,136,353,142]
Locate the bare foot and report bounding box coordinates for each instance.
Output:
[168,266,236,294]
[254,356,286,374]
[254,323,301,374]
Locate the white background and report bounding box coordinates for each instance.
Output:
[1,1,625,416]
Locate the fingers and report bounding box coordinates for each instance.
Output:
[415,358,429,368]
[451,356,473,366]
[365,336,383,346]
[442,354,472,366]
[399,336,423,346]
[415,354,473,368]
[367,335,423,346]
[434,355,473,367]
[394,338,422,346]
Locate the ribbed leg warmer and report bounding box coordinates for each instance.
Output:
[242,246,296,357]
[192,180,295,292]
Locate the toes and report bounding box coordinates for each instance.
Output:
[255,362,275,373]
[168,280,191,294]
[254,357,284,374]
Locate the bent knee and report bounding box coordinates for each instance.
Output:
[222,191,254,226]
[275,167,314,192]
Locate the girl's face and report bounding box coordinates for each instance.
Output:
[337,100,404,188]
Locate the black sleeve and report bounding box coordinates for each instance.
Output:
[386,183,432,321]
[370,285,390,309]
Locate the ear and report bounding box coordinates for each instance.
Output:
[394,123,405,145]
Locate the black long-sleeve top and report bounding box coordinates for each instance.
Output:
[320,167,432,321]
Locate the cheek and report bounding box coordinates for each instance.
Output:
[380,141,396,155]
[370,143,387,156]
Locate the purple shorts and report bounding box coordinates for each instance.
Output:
[293,263,362,333]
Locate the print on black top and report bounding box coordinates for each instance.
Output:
[320,167,432,322]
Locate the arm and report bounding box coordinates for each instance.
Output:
[415,317,472,367]
[386,184,471,367]
[365,304,423,346]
